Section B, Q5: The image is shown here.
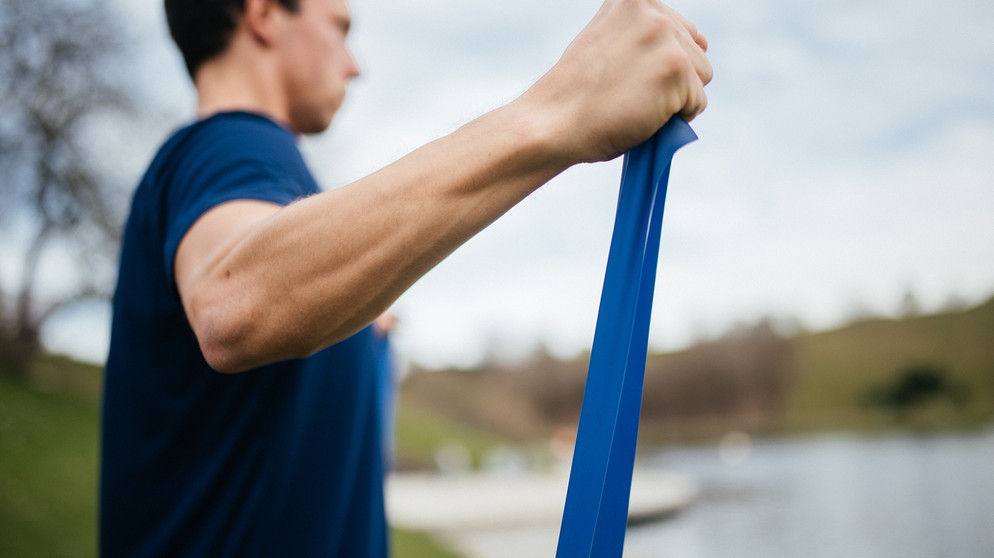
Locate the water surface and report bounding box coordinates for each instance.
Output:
[625,426,994,558]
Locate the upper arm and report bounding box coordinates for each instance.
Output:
[174,199,282,324]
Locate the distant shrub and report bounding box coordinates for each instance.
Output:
[867,364,969,413]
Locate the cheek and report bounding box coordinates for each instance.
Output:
[283,26,346,96]
[309,36,342,84]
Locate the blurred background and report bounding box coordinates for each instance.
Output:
[1,0,992,556]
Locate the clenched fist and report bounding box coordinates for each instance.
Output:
[521,0,712,163]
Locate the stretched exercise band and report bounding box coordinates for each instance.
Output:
[556,118,696,557]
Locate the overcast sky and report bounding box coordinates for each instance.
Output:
[40,0,994,369]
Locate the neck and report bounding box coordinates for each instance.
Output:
[193,36,289,127]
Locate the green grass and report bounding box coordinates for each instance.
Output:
[0,364,463,558]
[0,374,100,558]
[394,403,510,471]
[392,528,462,558]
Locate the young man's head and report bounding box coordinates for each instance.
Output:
[165,0,360,135]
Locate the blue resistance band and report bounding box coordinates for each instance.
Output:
[556,118,696,558]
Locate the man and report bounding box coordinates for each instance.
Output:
[100,0,712,556]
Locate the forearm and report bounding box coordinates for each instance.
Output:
[186,100,568,372]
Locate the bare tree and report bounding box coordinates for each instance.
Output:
[0,0,133,376]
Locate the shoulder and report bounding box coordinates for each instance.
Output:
[176,111,302,166]
[144,112,299,173]
[195,111,297,143]
[142,111,315,202]
[125,112,316,264]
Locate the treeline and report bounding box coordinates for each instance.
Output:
[400,321,792,445]
[399,294,994,447]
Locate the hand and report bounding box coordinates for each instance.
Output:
[523,0,712,163]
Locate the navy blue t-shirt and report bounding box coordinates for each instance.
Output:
[100,112,387,557]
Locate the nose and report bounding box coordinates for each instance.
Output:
[346,49,361,80]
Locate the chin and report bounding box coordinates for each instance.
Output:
[293,113,335,136]
[290,101,340,136]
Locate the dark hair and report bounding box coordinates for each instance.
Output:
[164,0,300,79]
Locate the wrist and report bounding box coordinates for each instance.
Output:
[500,89,582,172]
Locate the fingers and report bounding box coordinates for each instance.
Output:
[655,3,712,85]
[625,0,710,122]
[659,3,707,52]
[677,80,708,122]
[696,30,709,52]
[679,29,713,87]
[674,37,710,122]
[654,2,712,120]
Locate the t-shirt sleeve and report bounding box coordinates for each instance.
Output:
[161,117,313,285]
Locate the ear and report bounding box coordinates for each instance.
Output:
[242,0,285,46]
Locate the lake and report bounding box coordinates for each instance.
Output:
[624,425,994,558]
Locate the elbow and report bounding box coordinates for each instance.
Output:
[200,337,253,374]
[193,306,257,374]
[188,290,289,374]
[185,279,368,373]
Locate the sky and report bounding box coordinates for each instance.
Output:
[38,0,994,370]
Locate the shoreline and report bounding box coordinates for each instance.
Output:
[386,467,698,558]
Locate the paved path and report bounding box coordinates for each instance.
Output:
[386,468,697,557]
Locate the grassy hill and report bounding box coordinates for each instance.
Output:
[0,356,102,558]
[0,356,459,558]
[786,297,994,432]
